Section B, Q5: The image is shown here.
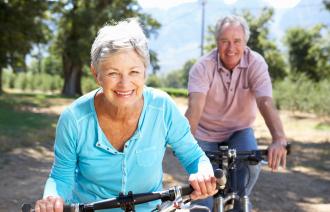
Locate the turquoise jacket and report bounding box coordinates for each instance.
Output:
[44,87,210,211]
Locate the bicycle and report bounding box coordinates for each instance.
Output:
[204,143,291,212]
[21,169,226,212]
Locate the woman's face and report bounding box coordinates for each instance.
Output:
[93,49,146,108]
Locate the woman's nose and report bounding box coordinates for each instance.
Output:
[118,74,130,85]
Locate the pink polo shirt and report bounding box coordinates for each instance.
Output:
[188,47,272,142]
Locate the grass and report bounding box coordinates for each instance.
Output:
[315,121,330,131]
[0,92,72,152]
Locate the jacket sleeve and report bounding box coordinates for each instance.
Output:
[43,108,78,201]
[163,95,213,174]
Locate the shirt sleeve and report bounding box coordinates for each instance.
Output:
[43,108,78,201]
[163,94,212,174]
[188,60,212,94]
[249,54,272,97]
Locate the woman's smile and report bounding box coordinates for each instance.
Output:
[114,90,135,97]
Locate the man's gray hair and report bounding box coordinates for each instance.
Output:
[91,18,149,70]
[215,15,250,43]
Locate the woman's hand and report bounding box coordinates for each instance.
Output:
[188,172,218,200]
[35,196,64,212]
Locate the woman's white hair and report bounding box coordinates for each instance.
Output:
[91,18,149,71]
[215,15,250,43]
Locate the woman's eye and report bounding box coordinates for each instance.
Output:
[108,72,118,76]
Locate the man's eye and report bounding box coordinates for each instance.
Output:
[131,71,140,75]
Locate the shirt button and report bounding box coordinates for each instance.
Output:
[106,147,110,151]
[97,143,101,147]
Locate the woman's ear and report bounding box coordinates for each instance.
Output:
[90,64,100,85]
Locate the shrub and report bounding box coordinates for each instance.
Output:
[82,77,98,93]
[146,74,163,88]
[160,87,188,97]
[274,75,330,117]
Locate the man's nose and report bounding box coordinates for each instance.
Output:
[228,42,235,49]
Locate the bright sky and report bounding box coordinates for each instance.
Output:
[137,0,302,9]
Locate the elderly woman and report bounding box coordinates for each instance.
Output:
[35,19,217,212]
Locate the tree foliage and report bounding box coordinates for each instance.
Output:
[161,59,196,88]
[284,24,330,81]
[243,8,287,81]
[324,0,330,10]
[0,0,50,93]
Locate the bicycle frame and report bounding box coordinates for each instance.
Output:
[212,147,249,212]
[206,144,290,212]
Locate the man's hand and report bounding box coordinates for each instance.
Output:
[267,141,287,171]
[188,172,218,200]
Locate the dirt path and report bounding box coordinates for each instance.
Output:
[0,97,329,211]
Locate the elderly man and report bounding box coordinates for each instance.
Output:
[185,15,288,211]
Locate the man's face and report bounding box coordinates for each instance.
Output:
[217,23,246,71]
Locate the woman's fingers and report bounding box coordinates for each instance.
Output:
[35,199,47,212]
[35,196,64,212]
[189,173,217,200]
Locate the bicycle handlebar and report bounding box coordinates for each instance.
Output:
[22,184,201,212]
[205,143,291,164]
[22,167,227,212]
[22,188,182,212]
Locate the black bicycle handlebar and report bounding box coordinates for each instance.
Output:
[21,190,175,212]
[205,143,291,164]
[22,184,196,212]
[22,168,227,212]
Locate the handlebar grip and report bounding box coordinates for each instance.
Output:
[286,143,291,155]
[63,204,77,212]
[21,203,32,212]
[214,169,226,188]
[21,203,77,212]
[180,185,194,196]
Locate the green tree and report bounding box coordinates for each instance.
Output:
[284,24,330,81]
[164,70,184,88]
[146,74,162,87]
[324,0,330,10]
[162,59,196,89]
[0,0,50,94]
[243,8,287,81]
[181,59,196,87]
[51,0,160,96]
[42,54,63,76]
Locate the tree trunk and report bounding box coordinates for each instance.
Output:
[61,55,82,97]
[0,68,3,95]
